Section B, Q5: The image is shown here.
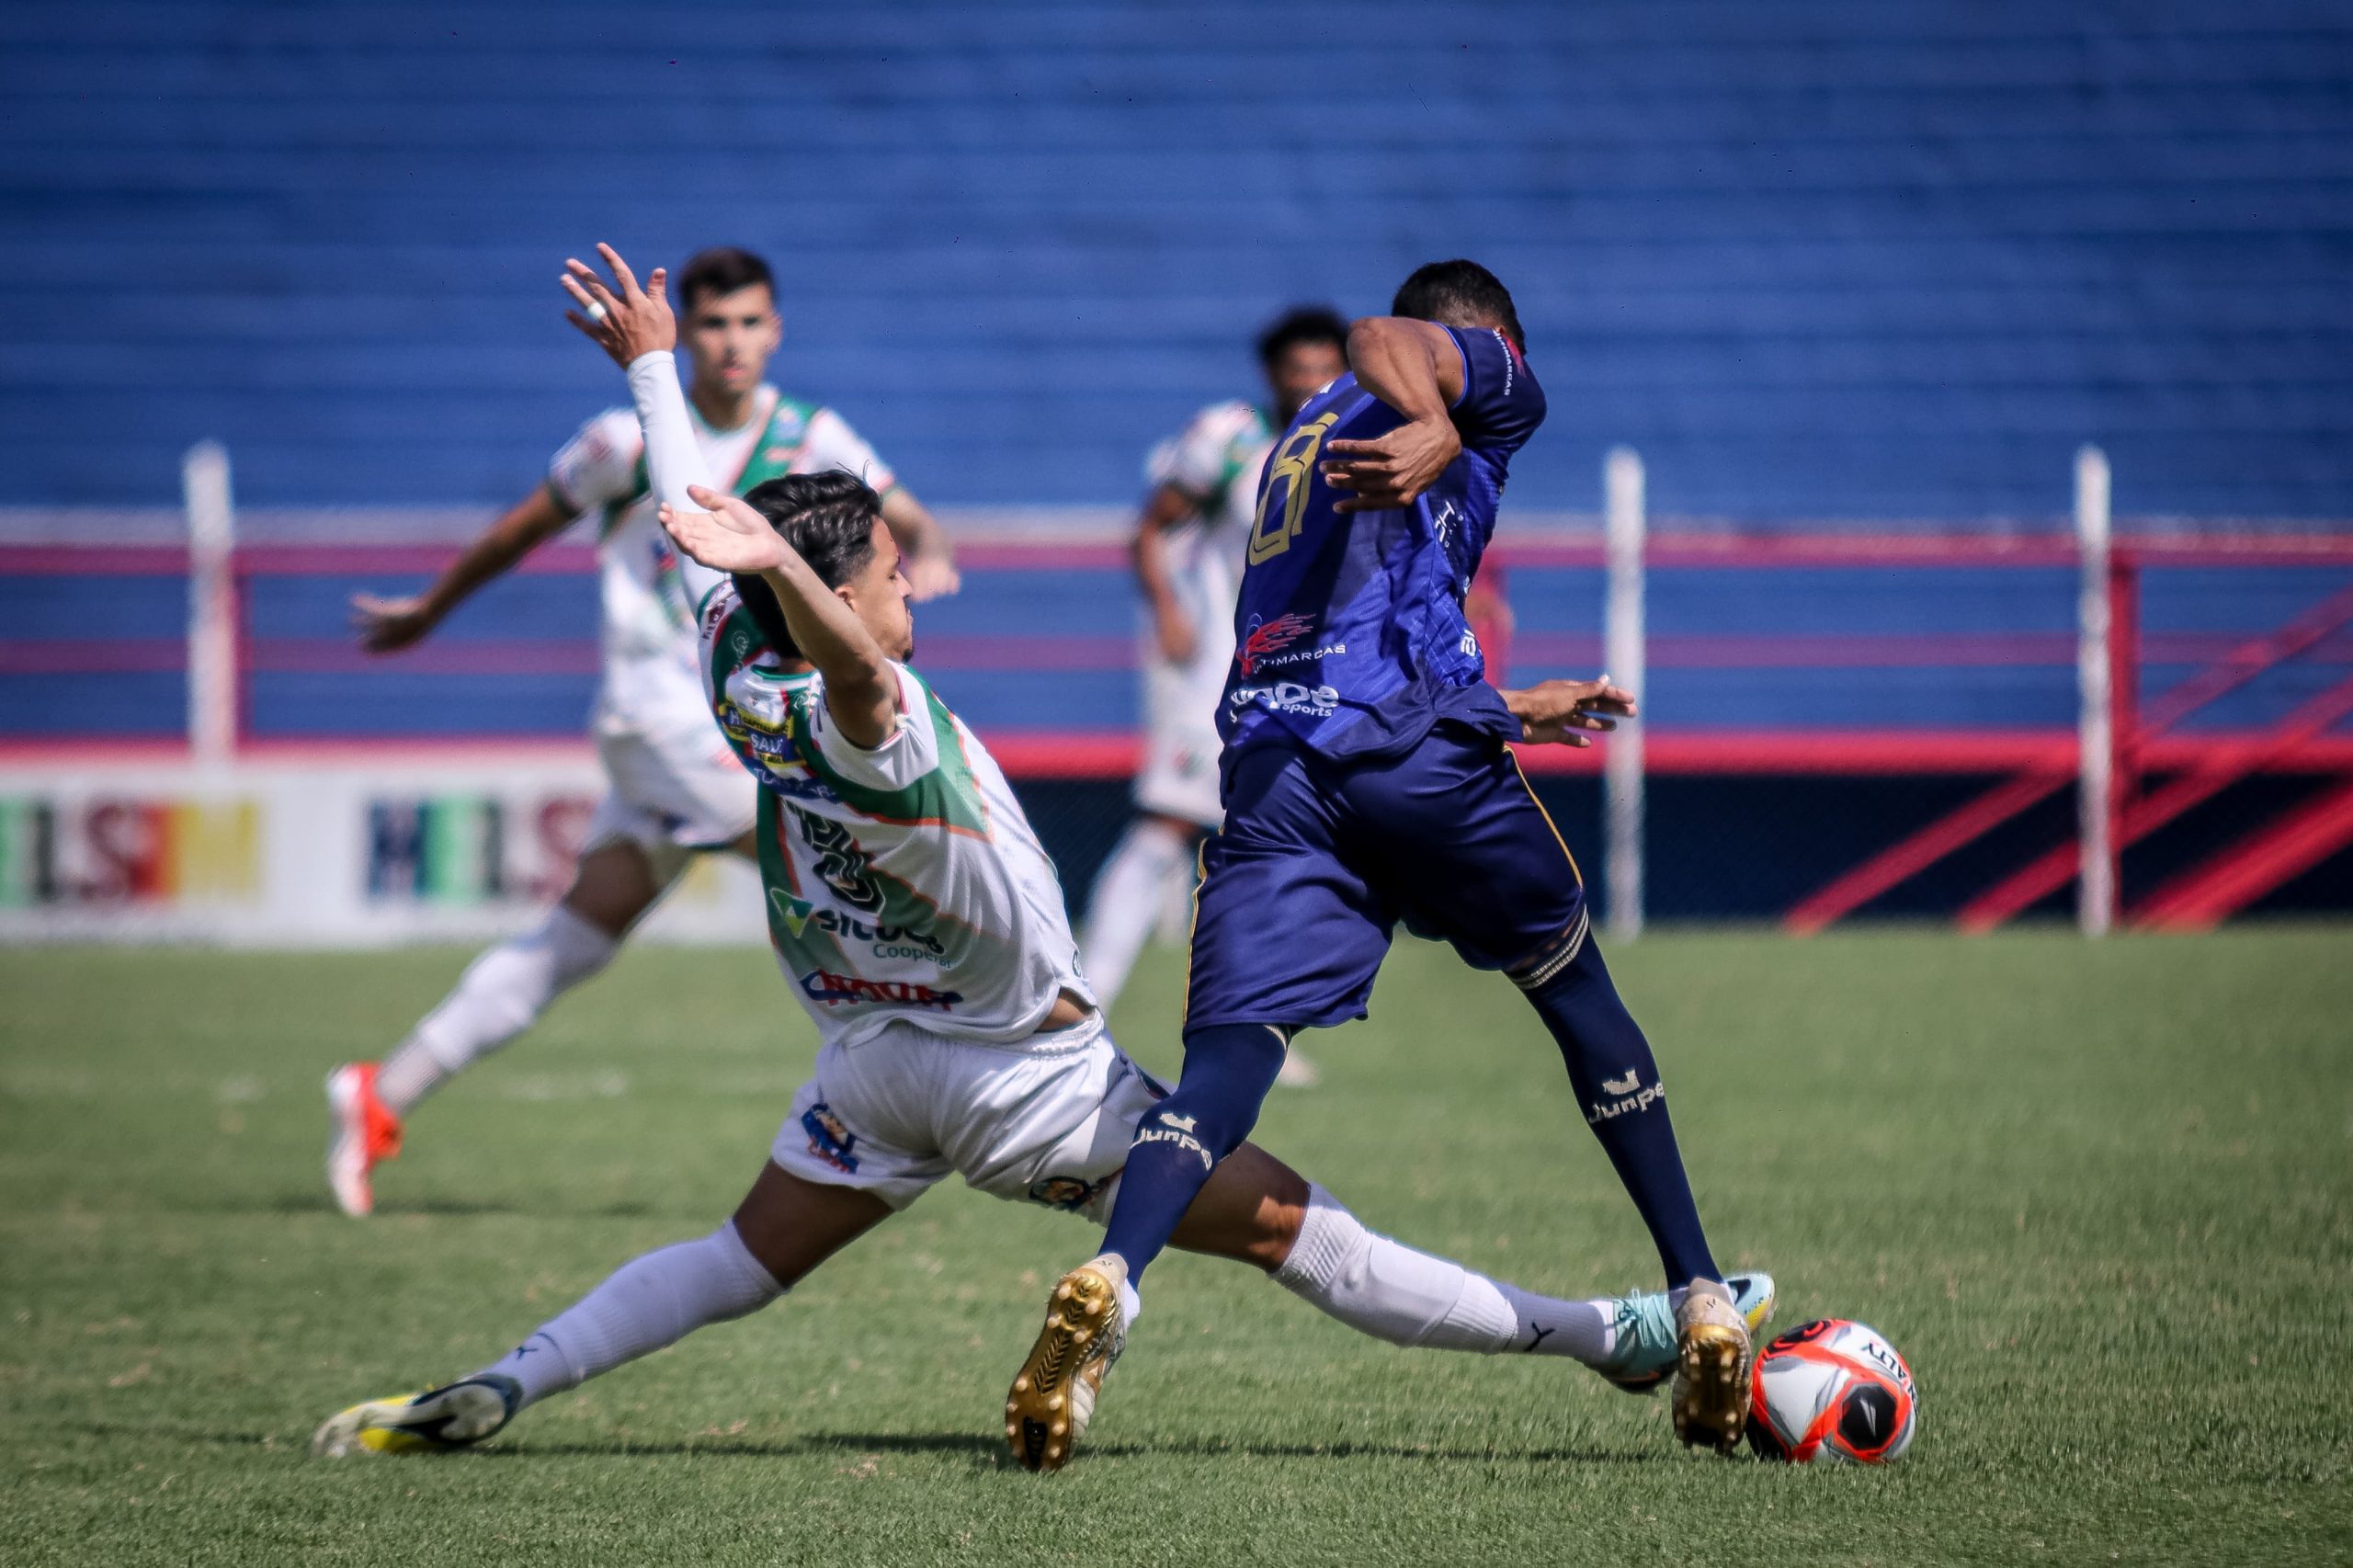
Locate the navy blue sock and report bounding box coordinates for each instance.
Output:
[1098,1022,1289,1283]
[1522,935,1721,1288]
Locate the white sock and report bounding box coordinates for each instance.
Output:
[1079,819,1193,1007]
[475,1221,782,1410]
[375,904,620,1116]
[1273,1184,1613,1363]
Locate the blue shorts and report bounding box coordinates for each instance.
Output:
[1186,723,1589,1032]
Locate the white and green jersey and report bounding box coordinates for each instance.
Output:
[549,387,898,740]
[1144,399,1274,671]
[696,584,1091,1051]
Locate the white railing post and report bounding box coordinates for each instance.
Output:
[1604,446,1646,941]
[183,441,237,767]
[2075,445,2114,937]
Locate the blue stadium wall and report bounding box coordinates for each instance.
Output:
[5,3,2350,921]
[3,1,2349,517]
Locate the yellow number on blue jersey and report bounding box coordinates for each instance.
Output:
[1248,412,1339,566]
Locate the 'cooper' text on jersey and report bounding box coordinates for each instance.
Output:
[1219,325,1544,762]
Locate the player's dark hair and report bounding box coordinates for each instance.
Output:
[731,471,881,660]
[677,246,777,311]
[1256,305,1351,369]
[1392,260,1525,352]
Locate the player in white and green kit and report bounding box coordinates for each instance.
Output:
[310,246,1769,1471]
[325,247,960,1217]
[1080,311,1348,1029]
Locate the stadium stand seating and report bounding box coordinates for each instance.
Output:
[2,1,2347,518]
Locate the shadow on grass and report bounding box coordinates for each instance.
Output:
[66,1424,1667,1470]
[157,1194,665,1219]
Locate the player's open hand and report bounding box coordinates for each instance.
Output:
[659,484,793,574]
[562,244,676,367]
[1502,676,1636,747]
[350,592,438,653]
[1322,416,1462,513]
[903,551,962,602]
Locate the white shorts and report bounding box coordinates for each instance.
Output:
[1134,650,1228,828]
[771,1011,1166,1219]
[582,722,760,881]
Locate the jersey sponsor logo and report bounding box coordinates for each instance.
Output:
[1027,1175,1104,1213]
[801,1102,860,1173]
[1227,680,1341,717]
[788,803,884,914]
[768,887,817,937]
[721,674,795,735]
[756,767,841,805]
[813,908,945,959]
[799,969,964,1010]
[1236,612,1316,676]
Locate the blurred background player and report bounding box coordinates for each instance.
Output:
[323,245,961,1217]
[1080,308,1347,1086]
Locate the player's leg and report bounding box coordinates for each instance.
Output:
[311,1160,891,1456]
[1170,1143,1771,1385]
[1078,811,1199,1008]
[1096,745,1386,1288]
[1345,728,1754,1448]
[324,835,662,1218]
[1010,748,1388,1466]
[327,731,756,1217]
[314,1051,940,1457]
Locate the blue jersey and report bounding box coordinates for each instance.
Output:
[1218,324,1546,763]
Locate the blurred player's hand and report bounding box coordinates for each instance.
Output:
[659,485,793,574]
[903,552,961,602]
[562,244,676,366]
[1321,416,1462,513]
[1154,602,1199,665]
[350,592,438,653]
[1502,676,1636,747]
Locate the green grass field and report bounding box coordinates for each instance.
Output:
[2,929,2348,1566]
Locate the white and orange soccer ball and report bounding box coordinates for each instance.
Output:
[1745,1318,1917,1464]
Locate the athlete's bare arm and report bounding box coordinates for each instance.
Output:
[664,487,901,749]
[1320,316,1467,513]
[1130,481,1203,664]
[351,483,578,653]
[880,487,960,602]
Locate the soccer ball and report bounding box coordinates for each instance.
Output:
[1745,1318,1916,1464]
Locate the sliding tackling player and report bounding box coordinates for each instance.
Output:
[325,246,959,1217]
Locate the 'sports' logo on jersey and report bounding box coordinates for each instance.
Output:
[1229,681,1341,717]
[799,969,963,1010]
[801,1102,860,1173]
[1237,612,1316,676]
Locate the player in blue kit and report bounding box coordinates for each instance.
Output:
[1012,261,1770,1466]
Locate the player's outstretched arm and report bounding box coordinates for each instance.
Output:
[350,483,577,653]
[1321,317,1466,513]
[1501,676,1636,748]
[879,488,961,602]
[660,487,899,749]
